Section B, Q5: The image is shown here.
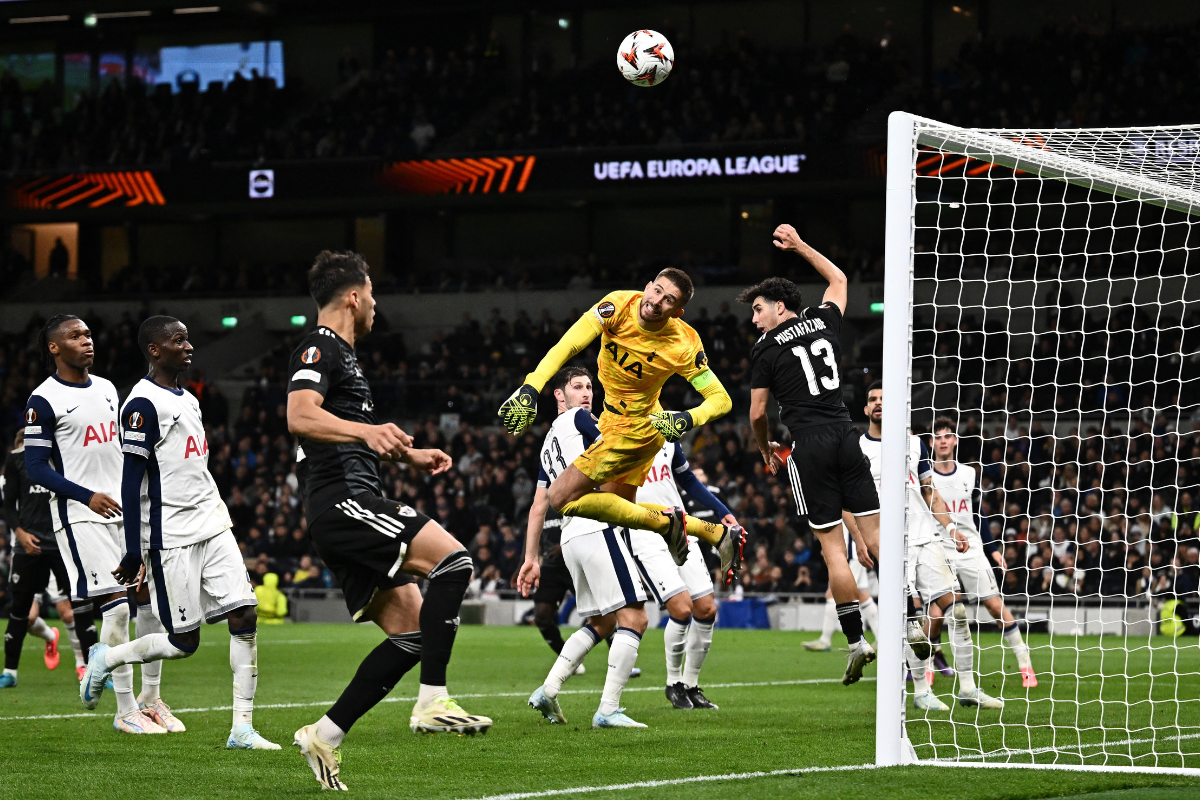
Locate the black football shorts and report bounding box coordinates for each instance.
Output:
[308,492,428,621]
[533,559,575,606]
[786,422,879,530]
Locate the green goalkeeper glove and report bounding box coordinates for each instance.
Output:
[498,384,540,435]
[649,410,693,443]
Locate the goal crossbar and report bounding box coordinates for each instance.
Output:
[912,115,1200,216]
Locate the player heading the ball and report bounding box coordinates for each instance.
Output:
[498,268,747,585]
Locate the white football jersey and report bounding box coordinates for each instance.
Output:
[121,378,233,549]
[929,461,981,545]
[24,374,123,530]
[860,431,940,546]
[636,442,685,510]
[537,407,607,544]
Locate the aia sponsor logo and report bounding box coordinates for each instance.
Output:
[301,346,321,364]
[83,421,117,446]
[184,435,209,459]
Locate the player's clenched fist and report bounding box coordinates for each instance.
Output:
[772,223,803,253]
[649,409,693,443]
[361,422,412,458]
[498,384,540,435]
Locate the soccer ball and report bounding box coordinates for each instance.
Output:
[616,30,674,87]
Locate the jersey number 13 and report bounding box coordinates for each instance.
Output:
[791,338,839,396]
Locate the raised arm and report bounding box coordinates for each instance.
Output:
[772,224,847,315]
[499,310,602,435]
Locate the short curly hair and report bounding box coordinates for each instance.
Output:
[736,277,803,312]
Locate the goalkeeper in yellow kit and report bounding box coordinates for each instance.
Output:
[498,268,747,584]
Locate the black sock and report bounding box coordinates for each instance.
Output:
[327,632,421,732]
[537,618,565,654]
[836,601,864,645]
[72,601,97,663]
[931,633,943,655]
[4,615,29,671]
[418,550,473,687]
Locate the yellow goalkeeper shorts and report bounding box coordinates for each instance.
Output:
[574,412,664,487]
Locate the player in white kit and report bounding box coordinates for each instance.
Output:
[627,441,734,710]
[848,382,1003,711]
[25,314,176,733]
[930,416,1037,688]
[79,316,277,750]
[520,367,649,729]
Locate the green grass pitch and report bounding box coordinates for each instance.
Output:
[0,624,1197,799]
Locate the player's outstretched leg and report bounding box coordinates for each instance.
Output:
[92,596,168,733]
[530,623,603,724]
[637,502,746,583]
[133,597,184,732]
[809,526,874,685]
[296,584,422,790]
[26,616,61,671]
[982,594,1036,687]
[405,523,491,735]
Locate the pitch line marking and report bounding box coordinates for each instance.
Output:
[455,763,880,800]
[0,677,869,722]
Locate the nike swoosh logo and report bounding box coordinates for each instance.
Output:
[65,406,78,414]
[172,414,181,422]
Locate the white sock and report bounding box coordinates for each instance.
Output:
[1004,622,1032,670]
[860,598,879,634]
[599,628,641,715]
[544,625,600,698]
[28,617,56,643]
[230,631,257,727]
[104,633,189,667]
[100,600,137,717]
[2,668,15,679]
[417,684,449,708]
[817,598,837,645]
[906,642,931,694]
[664,616,689,685]
[135,604,164,704]
[682,616,714,688]
[64,620,83,667]
[948,603,976,693]
[315,714,345,747]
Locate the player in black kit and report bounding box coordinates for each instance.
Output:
[3,427,98,687]
[287,251,490,792]
[738,224,881,686]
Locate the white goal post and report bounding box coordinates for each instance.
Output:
[877,111,1200,775]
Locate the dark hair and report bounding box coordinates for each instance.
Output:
[308,250,370,308]
[736,277,803,311]
[37,314,81,371]
[138,315,182,358]
[655,267,694,306]
[866,380,882,395]
[550,366,591,396]
[933,415,957,434]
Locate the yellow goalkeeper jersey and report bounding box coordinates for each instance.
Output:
[583,290,710,418]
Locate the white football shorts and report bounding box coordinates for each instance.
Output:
[943,541,1000,601]
[562,527,647,618]
[850,556,870,592]
[906,539,958,605]
[625,530,714,604]
[56,520,124,600]
[146,530,256,634]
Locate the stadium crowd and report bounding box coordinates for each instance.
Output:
[2,300,1198,612]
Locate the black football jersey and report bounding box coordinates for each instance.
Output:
[3,449,55,547]
[750,302,852,435]
[287,327,383,522]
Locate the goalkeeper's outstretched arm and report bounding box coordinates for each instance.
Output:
[498,312,601,434]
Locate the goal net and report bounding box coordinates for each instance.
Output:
[877,112,1200,775]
